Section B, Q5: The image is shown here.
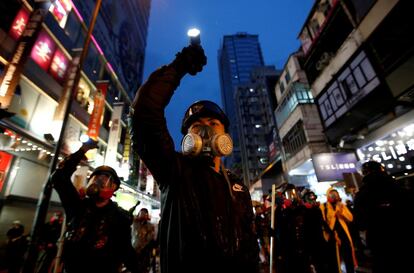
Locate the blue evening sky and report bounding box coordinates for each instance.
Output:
[143,0,313,150]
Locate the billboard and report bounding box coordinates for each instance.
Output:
[311,152,359,182]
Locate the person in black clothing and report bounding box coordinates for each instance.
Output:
[302,190,331,273]
[353,161,413,273]
[51,143,138,273]
[5,220,28,273]
[35,211,64,273]
[273,184,321,273]
[129,44,259,273]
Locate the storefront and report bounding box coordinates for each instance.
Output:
[356,109,414,179]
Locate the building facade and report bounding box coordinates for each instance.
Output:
[274,51,330,192]
[218,33,265,171]
[298,0,414,188]
[0,0,159,250]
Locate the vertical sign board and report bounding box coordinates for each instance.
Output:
[0,2,51,108]
[0,151,13,192]
[53,50,81,122]
[311,152,359,182]
[87,81,108,140]
[104,102,124,167]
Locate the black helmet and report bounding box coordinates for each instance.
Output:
[181,100,229,134]
[89,165,121,189]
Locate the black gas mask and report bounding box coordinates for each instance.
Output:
[181,124,233,157]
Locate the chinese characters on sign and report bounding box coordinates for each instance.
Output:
[49,49,69,82]
[0,3,51,108]
[9,8,30,40]
[30,31,56,70]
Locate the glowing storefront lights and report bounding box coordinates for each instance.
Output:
[358,123,414,173]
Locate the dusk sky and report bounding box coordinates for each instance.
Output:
[143,0,314,149]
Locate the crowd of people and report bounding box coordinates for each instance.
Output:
[3,43,413,273]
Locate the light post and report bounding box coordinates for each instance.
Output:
[22,0,103,272]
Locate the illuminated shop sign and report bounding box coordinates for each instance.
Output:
[49,49,68,82]
[30,31,56,70]
[357,124,414,174]
[9,8,30,40]
[311,153,358,182]
[317,51,380,128]
[49,0,72,28]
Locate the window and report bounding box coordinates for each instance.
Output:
[284,71,291,84]
[282,120,307,159]
[317,50,380,127]
[280,81,285,93]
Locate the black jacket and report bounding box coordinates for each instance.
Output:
[131,65,259,273]
[52,150,138,273]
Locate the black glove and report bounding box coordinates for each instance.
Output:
[172,45,207,76]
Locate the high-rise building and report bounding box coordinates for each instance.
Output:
[235,66,281,186]
[218,33,264,172]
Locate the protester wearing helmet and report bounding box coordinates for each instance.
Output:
[130,44,259,273]
[52,142,138,273]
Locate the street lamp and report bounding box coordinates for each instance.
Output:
[187,28,201,45]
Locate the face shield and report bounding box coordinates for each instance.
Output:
[86,174,117,200]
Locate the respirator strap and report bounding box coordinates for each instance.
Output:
[221,161,235,201]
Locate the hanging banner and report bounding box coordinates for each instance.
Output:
[0,2,51,108]
[104,102,124,167]
[87,81,108,140]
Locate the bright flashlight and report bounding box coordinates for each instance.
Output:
[187,28,201,46]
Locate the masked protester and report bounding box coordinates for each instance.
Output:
[51,143,138,273]
[320,188,357,273]
[273,184,318,273]
[129,44,259,273]
[301,190,331,273]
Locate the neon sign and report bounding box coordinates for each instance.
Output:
[30,31,56,70]
[9,8,30,40]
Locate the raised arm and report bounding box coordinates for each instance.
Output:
[129,45,206,188]
[52,143,97,219]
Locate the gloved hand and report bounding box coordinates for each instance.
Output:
[172,45,207,76]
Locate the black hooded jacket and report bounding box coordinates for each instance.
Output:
[130,65,259,273]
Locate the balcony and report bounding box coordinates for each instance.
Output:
[275,82,314,128]
[299,0,355,84]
